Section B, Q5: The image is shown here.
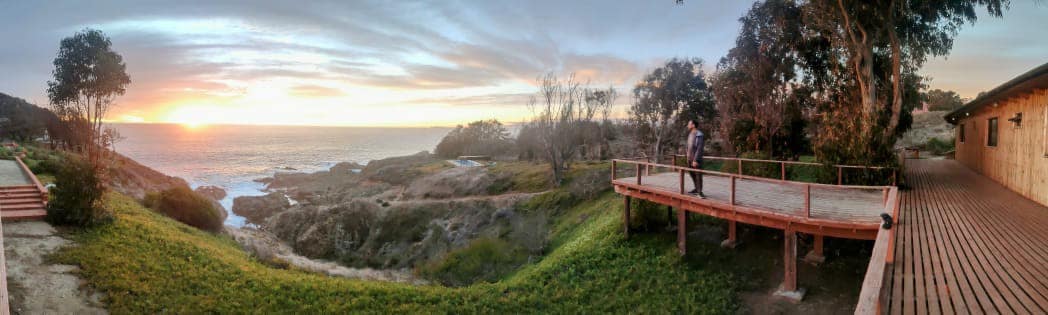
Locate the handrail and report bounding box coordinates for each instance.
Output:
[13,157,48,204]
[666,154,897,186]
[855,187,899,314]
[612,158,892,191]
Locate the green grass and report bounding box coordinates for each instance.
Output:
[53,191,737,313]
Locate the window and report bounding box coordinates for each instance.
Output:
[959,123,966,143]
[987,117,998,147]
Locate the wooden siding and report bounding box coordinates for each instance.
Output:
[954,88,1048,206]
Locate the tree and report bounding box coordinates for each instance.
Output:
[47,28,131,157]
[527,73,613,186]
[801,0,1006,163]
[434,119,513,159]
[712,0,811,158]
[629,58,715,163]
[924,89,965,111]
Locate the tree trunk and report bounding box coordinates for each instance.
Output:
[884,7,904,139]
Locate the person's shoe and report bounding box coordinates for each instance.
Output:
[697,192,707,199]
[687,189,698,194]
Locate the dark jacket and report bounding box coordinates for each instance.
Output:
[688,130,705,164]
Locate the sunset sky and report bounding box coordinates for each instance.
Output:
[1,1,1046,127]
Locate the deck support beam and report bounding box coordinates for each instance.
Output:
[677,208,687,255]
[774,229,805,302]
[721,220,737,248]
[803,234,826,265]
[623,196,631,239]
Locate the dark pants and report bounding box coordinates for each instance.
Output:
[688,160,703,192]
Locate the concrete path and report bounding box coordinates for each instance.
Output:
[3,221,107,314]
[0,160,30,187]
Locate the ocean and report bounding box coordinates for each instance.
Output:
[110,123,451,226]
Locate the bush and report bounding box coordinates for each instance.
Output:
[924,137,955,155]
[417,237,528,287]
[143,186,224,233]
[47,156,112,226]
[434,119,514,159]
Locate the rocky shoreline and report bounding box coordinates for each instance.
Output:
[223,151,555,283]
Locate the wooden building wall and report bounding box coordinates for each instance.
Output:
[954,88,1048,206]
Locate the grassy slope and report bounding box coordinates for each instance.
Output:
[54,190,736,313]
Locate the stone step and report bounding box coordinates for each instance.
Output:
[0,209,47,221]
[0,187,39,194]
[0,198,44,205]
[0,203,46,211]
[0,194,43,200]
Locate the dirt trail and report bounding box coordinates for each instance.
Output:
[3,221,106,314]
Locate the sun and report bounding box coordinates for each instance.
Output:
[180,121,206,130]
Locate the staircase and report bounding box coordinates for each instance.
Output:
[0,185,47,220]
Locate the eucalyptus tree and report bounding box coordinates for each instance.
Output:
[629,58,716,163]
[47,28,131,156]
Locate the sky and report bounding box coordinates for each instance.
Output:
[0,0,1045,127]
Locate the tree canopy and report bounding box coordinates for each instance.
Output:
[713,0,1006,165]
[47,28,131,154]
[924,89,966,111]
[629,58,716,162]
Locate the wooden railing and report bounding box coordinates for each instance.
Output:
[656,154,897,186]
[0,216,9,315]
[13,156,48,205]
[611,158,893,221]
[854,187,900,314]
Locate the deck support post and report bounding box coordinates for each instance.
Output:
[774,229,805,302]
[721,220,737,248]
[803,234,826,265]
[677,207,687,255]
[666,206,674,230]
[623,196,631,239]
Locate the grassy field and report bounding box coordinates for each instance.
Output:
[52,190,738,313]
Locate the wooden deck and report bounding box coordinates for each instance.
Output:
[616,172,886,223]
[612,158,898,301]
[884,159,1048,314]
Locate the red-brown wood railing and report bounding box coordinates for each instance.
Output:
[14,156,48,205]
[855,187,900,314]
[661,154,897,186]
[611,158,893,221]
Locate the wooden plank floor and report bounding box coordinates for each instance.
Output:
[886,159,1048,314]
[615,172,886,223]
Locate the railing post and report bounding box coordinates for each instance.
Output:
[804,184,811,218]
[636,163,642,185]
[837,166,843,185]
[891,169,897,186]
[737,159,742,175]
[611,160,617,181]
[679,169,685,194]
[780,162,786,181]
[730,176,736,205]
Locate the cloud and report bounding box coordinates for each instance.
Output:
[288,84,344,98]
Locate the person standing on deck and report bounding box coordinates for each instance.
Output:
[686,119,706,198]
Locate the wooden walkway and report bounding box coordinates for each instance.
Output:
[885,159,1048,314]
[617,172,886,223]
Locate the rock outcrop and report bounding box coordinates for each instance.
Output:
[232,192,291,225]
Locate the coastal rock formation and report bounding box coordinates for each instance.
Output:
[109,152,189,199]
[194,185,227,200]
[225,226,425,284]
[402,167,503,199]
[232,192,291,225]
[266,194,541,269]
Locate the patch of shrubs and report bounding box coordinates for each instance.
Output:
[47,155,112,227]
[144,185,224,233]
[417,237,528,287]
[923,137,955,155]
